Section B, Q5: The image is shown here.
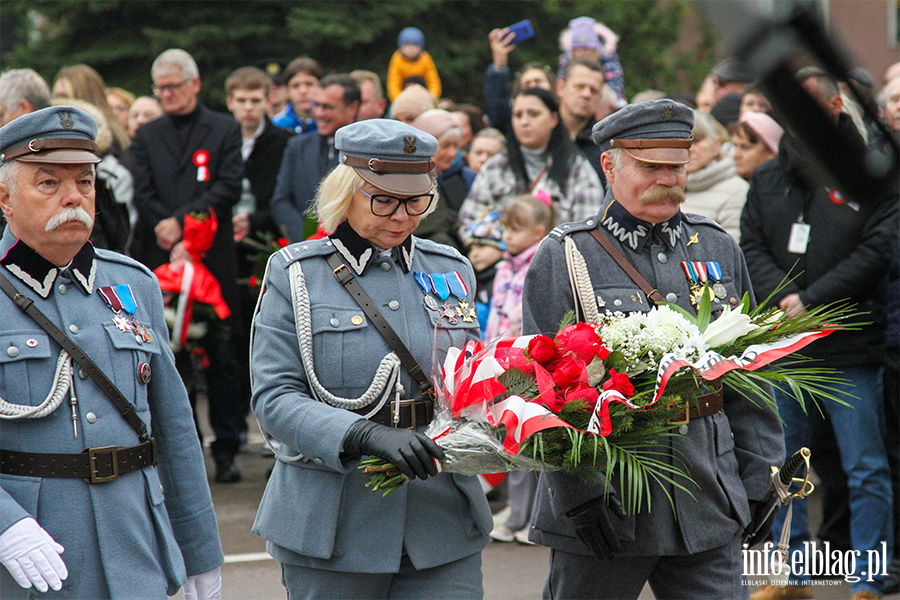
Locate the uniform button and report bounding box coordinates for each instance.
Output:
[666,292,678,303]
[388,300,400,311]
[58,284,67,295]
[350,315,364,326]
[86,412,97,423]
[432,317,439,324]
[330,318,340,327]
[657,252,667,264]
[7,346,19,358]
[586,220,594,227]
[380,262,392,272]
[678,424,689,435]
[312,458,324,465]
[614,299,622,307]
[79,369,88,380]
[68,324,79,334]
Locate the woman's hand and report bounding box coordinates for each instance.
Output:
[489,28,517,70]
[343,420,445,481]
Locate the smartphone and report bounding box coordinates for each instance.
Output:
[507,19,535,45]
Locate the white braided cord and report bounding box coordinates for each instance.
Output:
[288,260,400,414]
[565,237,602,323]
[0,351,73,420]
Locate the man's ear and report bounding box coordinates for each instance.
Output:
[0,182,12,218]
[600,152,616,184]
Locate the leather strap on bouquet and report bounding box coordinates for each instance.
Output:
[589,229,666,305]
[0,271,151,443]
[325,253,435,398]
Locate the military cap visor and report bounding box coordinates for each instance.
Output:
[611,138,692,165]
[342,154,435,196]
[2,138,101,165]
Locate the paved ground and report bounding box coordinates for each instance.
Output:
[185,404,896,599]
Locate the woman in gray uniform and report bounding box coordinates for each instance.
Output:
[250,119,492,599]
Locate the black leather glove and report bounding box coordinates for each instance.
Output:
[566,491,627,560]
[744,497,778,547]
[343,420,445,481]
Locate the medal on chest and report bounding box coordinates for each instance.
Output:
[414,271,474,324]
[681,261,723,309]
[97,284,151,343]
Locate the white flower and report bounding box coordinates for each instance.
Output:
[703,304,760,348]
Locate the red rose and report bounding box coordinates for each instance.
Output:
[527,335,560,365]
[602,369,635,397]
[565,384,600,410]
[555,323,603,363]
[552,357,583,390]
[277,238,289,248]
[597,343,611,360]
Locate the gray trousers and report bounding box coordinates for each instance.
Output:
[280,552,483,599]
[543,533,747,600]
[504,470,539,531]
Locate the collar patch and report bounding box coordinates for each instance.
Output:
[1,240,96,297]
[601,200,683,252]
[329,220,415,275]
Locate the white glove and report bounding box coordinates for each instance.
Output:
[0,517,67,592]
[183,566,222,600]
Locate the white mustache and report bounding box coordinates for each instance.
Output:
[45,207,93,232]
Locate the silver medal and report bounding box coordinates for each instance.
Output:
[713,283,727,299]
[424,295,440,311]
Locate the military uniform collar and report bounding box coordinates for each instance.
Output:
[0,231,96,298]
[598,199,684,252]
[329,220,415,275]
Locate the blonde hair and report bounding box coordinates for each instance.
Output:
[315,164,439,234]
[501,193,557,234]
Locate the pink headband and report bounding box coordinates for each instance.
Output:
[739,111,784,154]
[533,189,553,206]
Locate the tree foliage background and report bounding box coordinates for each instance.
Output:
[2,0,720,112]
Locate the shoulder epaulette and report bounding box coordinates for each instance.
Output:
[274,238,335,267]
[546,216,602,243]
[414,237,464,260]
[93,249,155,279]
[681,211,728,234]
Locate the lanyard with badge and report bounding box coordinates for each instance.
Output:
[788,213,811,255]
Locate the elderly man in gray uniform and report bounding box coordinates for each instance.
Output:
[0,107,223,598]
[522,100,785,599]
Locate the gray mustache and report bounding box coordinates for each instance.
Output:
[45,207,93,232]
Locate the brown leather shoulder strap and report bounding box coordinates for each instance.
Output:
[588,228,666,305]
[325,253,434,397]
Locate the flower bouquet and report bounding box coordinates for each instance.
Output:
[362,286,857,509]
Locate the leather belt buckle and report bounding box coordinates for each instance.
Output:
[86,446,119,483]
[670,406,690,426]
[332,263,352,284]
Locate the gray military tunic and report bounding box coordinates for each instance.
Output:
[250,222,492,575]
[0,228,223,599]
[522,195,785,557]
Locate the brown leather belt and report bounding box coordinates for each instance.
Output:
[671,384,724,425]
[0,440,156,483]
[354,399,434,430]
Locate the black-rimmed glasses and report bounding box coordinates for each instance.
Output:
[152,79,190,96]
[357,187,434,217]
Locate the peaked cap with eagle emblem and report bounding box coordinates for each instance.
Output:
[592,99,694,165]
[0,105,101,164]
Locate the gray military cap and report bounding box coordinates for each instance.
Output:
[591,99,694,165]
[0,105,101,164]
[336,118,438,196]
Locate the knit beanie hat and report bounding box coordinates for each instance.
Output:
[463,210,506,250]
[568,17,602,50]
[398,27,425,48]
[413,109,462,140]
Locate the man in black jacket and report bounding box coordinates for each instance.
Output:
[741,67,897,600]
[130,48,245,484]
[226,66,294,449]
